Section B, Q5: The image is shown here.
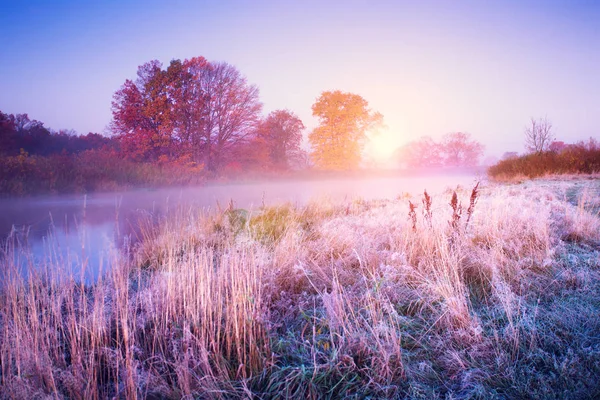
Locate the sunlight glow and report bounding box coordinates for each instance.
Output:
[366,130,404,163]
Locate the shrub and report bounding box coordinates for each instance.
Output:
[488,140,600,180]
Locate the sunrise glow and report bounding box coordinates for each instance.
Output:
[366,130,405,163]
[1,3,600,397]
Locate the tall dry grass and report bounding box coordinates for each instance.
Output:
[1,179,600,398]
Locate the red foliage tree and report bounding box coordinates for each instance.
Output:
[111,58,262,172]
[111,60,175,161]
[257,109,305,170]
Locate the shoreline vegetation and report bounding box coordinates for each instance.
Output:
[2,101,598,198]
[1,178,599,398]
[0,152,485,198]
[488,139,600,181]
[2,142,600,199]
[0,124,597,197]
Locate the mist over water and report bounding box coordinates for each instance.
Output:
[1,173,481,281]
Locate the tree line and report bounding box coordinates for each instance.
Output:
[111,57,489,172]
[0,112,113,156]
[1,54,495,195]
[395,132,484,169]
[110,57,388,172]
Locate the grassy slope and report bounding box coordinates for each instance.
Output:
[1,179,599,399]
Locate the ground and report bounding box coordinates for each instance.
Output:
[1,177,599,399]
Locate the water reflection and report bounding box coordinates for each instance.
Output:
[1,173,482,281]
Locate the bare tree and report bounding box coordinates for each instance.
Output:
[525,117,554,154]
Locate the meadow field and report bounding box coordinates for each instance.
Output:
[1,177,599,399]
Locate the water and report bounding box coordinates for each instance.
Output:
[1,173,481,281]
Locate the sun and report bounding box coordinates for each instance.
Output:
[366,131,403,164]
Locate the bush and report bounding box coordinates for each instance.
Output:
[488,140,600,179]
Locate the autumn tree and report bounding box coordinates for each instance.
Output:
[525,117,554,154]
[111,58,262,171]
[111,60,175,162]
[309,90,383,170]
[1,111,114,157]
[167,57,209,163]
[258,109,304,170]
[166,58,263,171]
[0,112,17,154]
[441,132,484,167]
[396,136,443,168]
[194,62,262,172]
[227,134,270,171]
[0,112,53,155]
[397,132,484,168]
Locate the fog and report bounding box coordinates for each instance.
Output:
[1,173,481,281]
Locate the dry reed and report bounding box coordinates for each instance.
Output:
[1,179,599,398]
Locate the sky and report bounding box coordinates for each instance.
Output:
[1,0,599,162]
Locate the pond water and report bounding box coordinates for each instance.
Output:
[1,173,482,281]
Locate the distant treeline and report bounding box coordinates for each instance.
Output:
[0,111,207,195]
[1,55,496,197]
[6,55,596,197]
[0,57,316,196]
[0,112,114,156]
[488,138,600,179]
[393,132,484,169]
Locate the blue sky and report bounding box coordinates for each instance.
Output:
[1,0,599,159]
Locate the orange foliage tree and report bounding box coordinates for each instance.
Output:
[309,90,383,170]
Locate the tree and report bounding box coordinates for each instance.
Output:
[111,60,175,161]
[194,62,262,172]
[525,117,553,154]
[167,57,210,163]
[396,136,443,168]
[258,109,304,169]
[2,113,54,155]
[396,133,484,169]
[111,58,262,171]
[227,134,270,171]
[0,111,17,154]
[309,90,383,170]
[11,113,44,133]
[441,132,484,167]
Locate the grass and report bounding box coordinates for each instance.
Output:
[1,179,600,398]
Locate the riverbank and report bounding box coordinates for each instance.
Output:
[1,179,599,398]
[0,149,483,198]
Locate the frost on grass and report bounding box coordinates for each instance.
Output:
[1,179,600,398]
